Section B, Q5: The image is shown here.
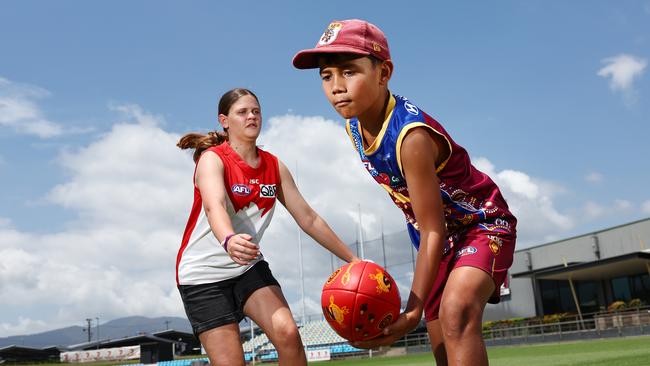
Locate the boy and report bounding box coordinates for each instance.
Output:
[292,19,516,366]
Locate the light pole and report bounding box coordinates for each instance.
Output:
[95,317,100,349]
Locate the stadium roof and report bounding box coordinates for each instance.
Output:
[512,251,650,281]
[69,334,174,351]
[0,345,60,362]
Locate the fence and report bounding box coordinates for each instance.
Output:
[482,308,650,347]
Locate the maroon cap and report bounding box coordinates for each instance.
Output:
[292,19,391,69]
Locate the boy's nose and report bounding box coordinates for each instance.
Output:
[332,75,346,94]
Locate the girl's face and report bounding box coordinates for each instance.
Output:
[219,94,262,141]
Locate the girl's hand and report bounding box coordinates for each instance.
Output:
[225,233,260,265]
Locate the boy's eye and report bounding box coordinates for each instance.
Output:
[320,74,331,81]
[343,70,354,77]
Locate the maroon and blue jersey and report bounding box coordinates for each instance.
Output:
[346,94,516,253]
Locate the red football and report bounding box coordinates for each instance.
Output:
[321,260,401,342]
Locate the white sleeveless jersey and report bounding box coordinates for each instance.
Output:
[176,143,280,285]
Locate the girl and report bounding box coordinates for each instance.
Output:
[176,88,358,366]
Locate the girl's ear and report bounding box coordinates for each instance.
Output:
[218,114,228,130]
[379,60,394,86]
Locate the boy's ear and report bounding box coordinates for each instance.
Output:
[379,60,394,86]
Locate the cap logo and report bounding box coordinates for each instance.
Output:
[318,22,343,46]
[373,43,382,52]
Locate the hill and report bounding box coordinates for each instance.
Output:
[0,316,192,348]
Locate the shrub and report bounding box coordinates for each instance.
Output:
[608,301,626,312]
[627,298,644,308]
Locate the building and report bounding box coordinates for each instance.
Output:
[485,217,650,321]
[0,345,61,363]
[153,330,201,355]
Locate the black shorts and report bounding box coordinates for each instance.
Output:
[178,260,280,337]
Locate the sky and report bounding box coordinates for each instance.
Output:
[0,1,649,338]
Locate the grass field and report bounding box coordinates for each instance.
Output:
[265,336,650,366]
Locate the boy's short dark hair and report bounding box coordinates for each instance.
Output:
[316,53,383,70]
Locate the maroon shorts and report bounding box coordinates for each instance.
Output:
[423,226,516,322]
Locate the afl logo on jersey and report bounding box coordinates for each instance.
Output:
[231,184,251,196]
[260,184,277,198]
[404,101,419,115]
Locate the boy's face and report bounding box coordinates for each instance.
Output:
[319,55,390,119]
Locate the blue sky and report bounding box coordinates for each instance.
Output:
[0,1,649,337]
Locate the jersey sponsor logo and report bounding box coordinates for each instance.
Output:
[404,100,419,115]
[260,184,276,198]
[231,184,251,196]
[455,246,477,259]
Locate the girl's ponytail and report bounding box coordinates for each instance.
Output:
[177,131,228,162]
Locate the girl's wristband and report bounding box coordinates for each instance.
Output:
[222,233,236,253]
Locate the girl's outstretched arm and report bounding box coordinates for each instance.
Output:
[196,151,260,265]
[276,159,359,263]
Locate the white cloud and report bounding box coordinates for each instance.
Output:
[0,105,192,337]
[0,317,49,337]
[0,77,63,138]
[585,172,603,183]
[584,201,607,219]
[597,54,647,105]
[473,157,573,245]
[614,199,632,211]
[641,200,650,214]
[0,217,11,228]
[582,199,633,220]
[0,111,591,337]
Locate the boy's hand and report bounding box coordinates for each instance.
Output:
[350,309,421,349]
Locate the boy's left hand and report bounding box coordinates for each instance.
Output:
[350,310,421,349]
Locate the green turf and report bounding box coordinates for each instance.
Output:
[262,336,650,365]
[487,336,650,366]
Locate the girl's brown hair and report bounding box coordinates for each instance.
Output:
[177,88,259,162]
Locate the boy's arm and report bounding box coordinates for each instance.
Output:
[353,127,446,348]
[276,159,359,263]
[196,151,259,265]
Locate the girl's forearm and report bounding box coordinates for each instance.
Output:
[301,214,357,262]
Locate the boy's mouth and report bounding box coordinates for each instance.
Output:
[334,100,351,108]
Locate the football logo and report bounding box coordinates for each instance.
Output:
[231,184,251,196]
[369,269,392,294]
[325,295,349,326]
[341,262,356,286]
[325,267,342,286]
[378,313,393,330]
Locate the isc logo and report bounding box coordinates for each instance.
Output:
[231,184,251,196]
[260,184,276,198]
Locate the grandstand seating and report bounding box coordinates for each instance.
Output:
[117,320,361,365]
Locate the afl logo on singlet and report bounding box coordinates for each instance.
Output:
[260,184,277,198]
[231,184,251,196]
